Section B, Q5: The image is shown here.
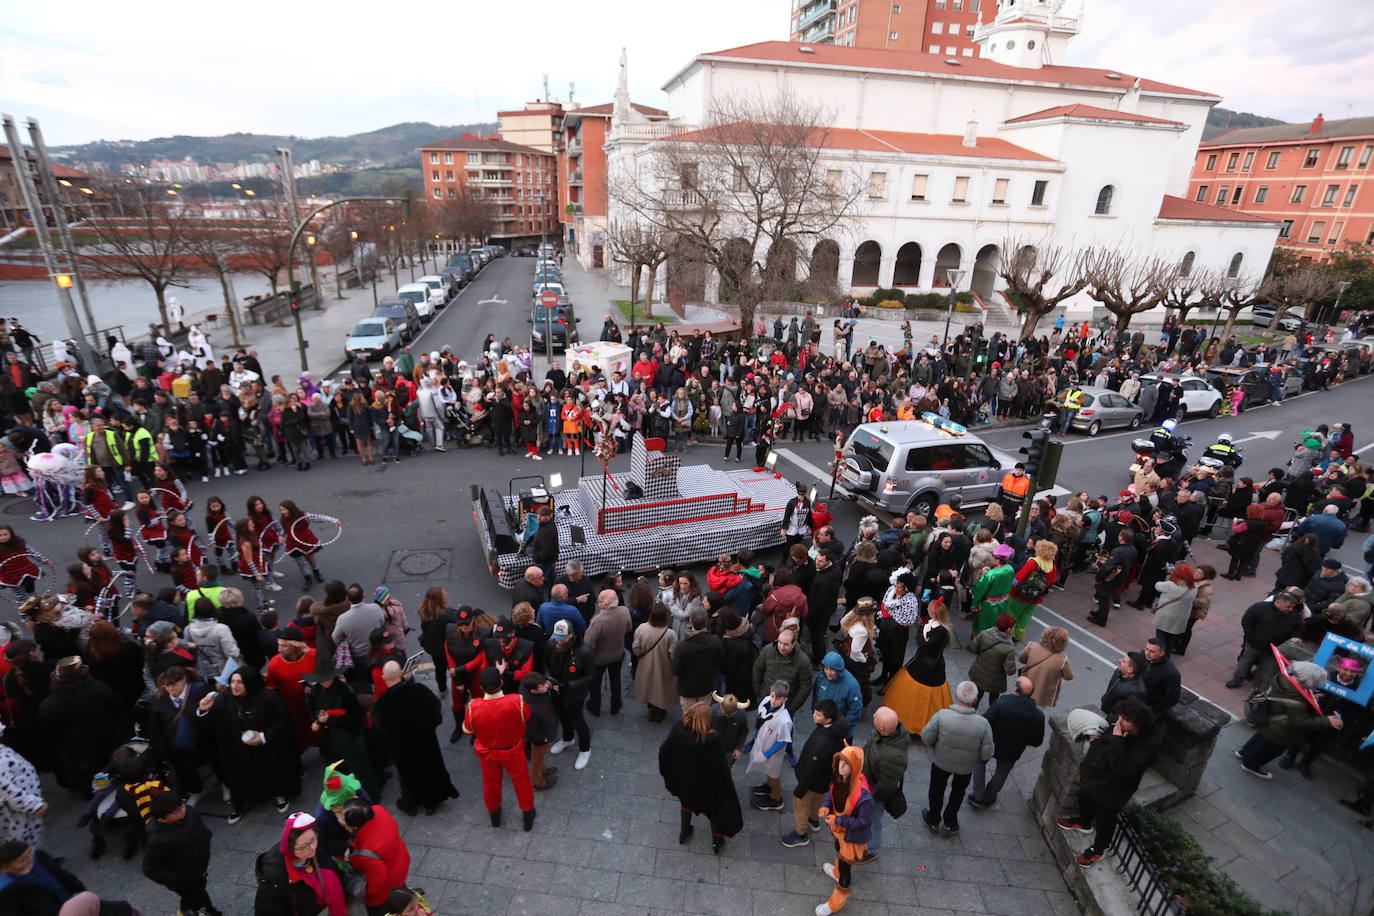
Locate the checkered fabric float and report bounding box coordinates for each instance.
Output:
[480,435,794,587]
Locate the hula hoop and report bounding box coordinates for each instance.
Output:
[210,516,235,548]
[84,519,107,541]
[277,514,342,562]
[96,571,130,619]
[0,549,53,590]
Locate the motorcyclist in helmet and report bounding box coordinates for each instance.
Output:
[1146,419,1190,478]
[1202,432,1245,469]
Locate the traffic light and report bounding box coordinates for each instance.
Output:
[1020,428,1049,479]
[974,338,989,368]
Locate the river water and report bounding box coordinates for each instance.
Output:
[0,272,272,343]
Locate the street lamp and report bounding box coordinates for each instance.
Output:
[941,267,968,351]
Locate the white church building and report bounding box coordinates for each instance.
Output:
[603,0,1280,318]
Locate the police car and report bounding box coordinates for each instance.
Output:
[835,413,1019,518]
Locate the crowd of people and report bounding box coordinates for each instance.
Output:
[0,298,1371,914]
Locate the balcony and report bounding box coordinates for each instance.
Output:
[664,188,706,208]
[567,137,581,157]
[801,20,837,42]
[797,0,836,30]
[610,121,696,143]
[568,169,583,186]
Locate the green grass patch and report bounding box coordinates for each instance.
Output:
[615,299,676,325]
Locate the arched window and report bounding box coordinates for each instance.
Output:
[1227,252,1243,278]
[1094,185,1115,215]
[1179,251,1195,277]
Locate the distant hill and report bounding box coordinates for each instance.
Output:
[1203,107,1285,140]
[52,121,498,169]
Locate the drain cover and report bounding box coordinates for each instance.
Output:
[384,548,453,582]
[3,501,35,517]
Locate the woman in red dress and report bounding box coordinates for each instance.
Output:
[165,510,205,569]
[105,509,140,601]
[134,490,169,569]
[82,467,118,554]
[152,463,193,517]
[279,500,324,591]
[234,517,272,611]
[246,495,283,592]
[0,524,43,609]
[205,496,235,570]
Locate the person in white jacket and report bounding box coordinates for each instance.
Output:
[184,599,241,681]
[415,377,444,452]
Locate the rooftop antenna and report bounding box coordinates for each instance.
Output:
[569,81,576,108]
[542,72,550,103]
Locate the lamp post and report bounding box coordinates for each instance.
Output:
[941,267,968,353]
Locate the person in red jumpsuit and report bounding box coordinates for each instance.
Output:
[463,666,536,831]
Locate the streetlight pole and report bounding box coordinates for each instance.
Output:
[941,267,968,353]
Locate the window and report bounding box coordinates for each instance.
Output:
[967,27,976,36]
[1291,185,1308,203]
[1232,186,1243,205]
[952,0,963,8]
[444,170,453,182]
[910,173,928,201]
[946,45,956,54]
[992,178,1009,204]
[952,176,970,203]
[1322,184,1339,207]
[1204,154,1217,170]
[1344,185,1358,207]
[431,170,440,182]
[826,169,843,193]
[962,47,974,56]
[1307,221,1326,244]
[467,153,479,164]
[1227,152,1239,171]
[935,0,944,7]
[1004,40,1014,50]
[444,153,453,164]
[932,21,943,33]
[1031,180,1048,206]
[429,152,439,164]
[1026,38,1035,48]
[447,188,457,200]
[890,30,899,39]
[1266,151,1281,169]
[1215,185,1228,205]
[1180,251,1195,276]
[929,44,940,52]
[868,171,887,198]
[1227,252,1243,278]
[892,3,901,11]
[1279,220,1293,238]
[1336,146,1354,169]
[1330,221,1344,244]
[1361,146,1373,169]
[732,165,748,191]
[1094,185,1115,214]
[1195,185,1208,202]
[1243,151,1254,171]
[1254,186,1269,203]
[1303,148,1320,168]
[431,188,441,199]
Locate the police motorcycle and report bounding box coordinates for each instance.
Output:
[1128,419,1191,481]
[1197,432,1245,472]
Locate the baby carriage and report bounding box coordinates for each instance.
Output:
[80,735,174,860]
[447,403,488,448]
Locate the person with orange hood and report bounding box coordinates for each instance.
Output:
[815,744,875,915]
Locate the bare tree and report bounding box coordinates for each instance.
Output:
[1260,265,1340,331]
[1215,278,1261,346]
[78,183,198,333]
[997,237,1090,340]
[235,195,296,295]
[611,91,865,331]
[1082,248,1177,330]
[605,221,668,316]
[435,189,495,249]
[321,215,356,299]
[181,222,247,346]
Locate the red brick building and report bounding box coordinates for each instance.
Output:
[790,0,992,58]
[0,145,107,230]
[1186,114,1374,261]
[417,136,557,246]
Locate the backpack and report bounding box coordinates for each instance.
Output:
[1018,566,1049,601]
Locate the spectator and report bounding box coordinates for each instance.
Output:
[966,612,1018,707]
[780,698,846,848]
[1100,652,1147,719]
[969,676,1045,810]
[751,627,812,714]
[1226,588,1305,688]
[142,792,219,916]
[1150,564,1198,657]
[1236,661,1343,780]
[1140,638,1182,717]
[859,705,910,860]
[673,609,723,712]
[1304,559,1349,616]
[1293,504,1348,556]
[1018,626,1074,708]
[811,652,864,738]
[341,799,410,916]
[920,681,994,838]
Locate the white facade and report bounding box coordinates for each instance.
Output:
[606,6,1281,318]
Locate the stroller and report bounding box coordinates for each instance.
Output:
[447,403,488,448]
[81,735,173,860]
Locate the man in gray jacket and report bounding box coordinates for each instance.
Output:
[921,681,994,837]
[582,589,632,717]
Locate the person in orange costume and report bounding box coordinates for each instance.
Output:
[815,744,875,915]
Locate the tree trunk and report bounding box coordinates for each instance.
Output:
[153,286,171,335]
[333,256,344,299]
[1115,312,1132,330]
[643,263,657,318]
[218,270,244,347]
[1020,310,1045,341]
[628,263,641,306]
[1219,307,1242,346]
[267,271,280,295]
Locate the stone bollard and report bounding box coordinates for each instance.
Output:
[1151,687,1230,807]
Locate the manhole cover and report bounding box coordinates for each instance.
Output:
[3,501,34,517]
[384,548,453,582]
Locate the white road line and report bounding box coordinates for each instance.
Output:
[1032,601,1238,723]
[1356,442,1374,456]
[771,447,833,484]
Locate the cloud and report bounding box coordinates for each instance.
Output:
[24,70,71,88]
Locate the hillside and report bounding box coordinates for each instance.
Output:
[1202,107,1284,140]
[53,121,498,169]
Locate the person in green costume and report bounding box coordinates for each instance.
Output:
[971,544,1017,634]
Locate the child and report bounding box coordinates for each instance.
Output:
[520,672,560,790]
[134,491,169,570]
[744,679,795,812]
[106,509,140,600]
[204,496,235,570]
[234,519,272,611]
[142,791,220,916]
[710,691,751,764]
[278,500,324,590]
[168,547,198,594]
[82,467,118,554]
[816,745,875,915]
[166,510,204,568]
[782,698,847,848]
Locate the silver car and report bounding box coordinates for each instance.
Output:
[1068,386,1144,436]
[836,416,1018,517]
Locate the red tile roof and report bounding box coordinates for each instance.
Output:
[695,41,1217,99]
[1005,104,1185,127]
[1156,195,1277,223]
[667,123,1054,161]
[573,102,669,118]
[416,137,552,156]
[0,145,90,179]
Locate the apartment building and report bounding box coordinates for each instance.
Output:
[417,137,557,244]
[789,0,991,58]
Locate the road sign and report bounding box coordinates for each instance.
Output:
[540,290,560,309]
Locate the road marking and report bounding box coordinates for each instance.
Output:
[771,448,832,484]
[1032,601,1238,723]
[1356,442,1374,456]
[479,297,507,306]
[1234,430,1281,443]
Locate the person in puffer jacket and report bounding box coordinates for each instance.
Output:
[812,652,864,737]
[816,744,874,915]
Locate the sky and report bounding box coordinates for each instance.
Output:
[1,0,1370,147]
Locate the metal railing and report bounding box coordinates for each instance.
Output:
[1110,816,1184,916]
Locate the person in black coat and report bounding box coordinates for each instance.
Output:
[805,552,844,662]
[716,609,758,706]
[672,610,723,705]
[1088,531,1138,627]
[373,662,459,816]
[1140,639,1181,717]
[546,622,595,761]
[253,813,347,916]
[219,597,267,670]
[529,505,559,578]
[969,677,1045,808]
[1223,505,1268,580]
[1274,534,1321,591]
[38,657,119,793]
[658,702,743,853]
[143,793,219,916]
[1226,589,1305,688]
[0,842,128,916]
[1056,698,1162,867]
[843,544,887,606]
[782,699,847,844]
[146,666,213,795]
[194,668,301,821]
[1127,523,1185,608]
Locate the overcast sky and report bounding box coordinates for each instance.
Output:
[1,0,1369,147]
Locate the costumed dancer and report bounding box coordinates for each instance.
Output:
[152,465,195,534]
[75,546,115,618]
[0,525,45,610]
[81,467,118,554]
[205,496,236,570]
[27,443,85,522]
[0,437,33,498]
[279,500,325,591]
[134,490,169,570]
[105,509,141,603]
[247,495,283,590]
[234,518,274,612]
[165,510,205,568]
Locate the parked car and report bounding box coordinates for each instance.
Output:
[484,245,504,259]
[345,318,401,360]
[1138,373,1224,420]
[395,283,437,321]
[529,300,579,352]
[445,254,474,283]
[468,248,489,269]
[440,266,469,289]
[532,280,565,300]
[421,273,457,302]
[373,296,421,340]
[1069,386,1144,436]
[515,247,537,257]
[1250,305,1305,332]
[1201,365,1302,411]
